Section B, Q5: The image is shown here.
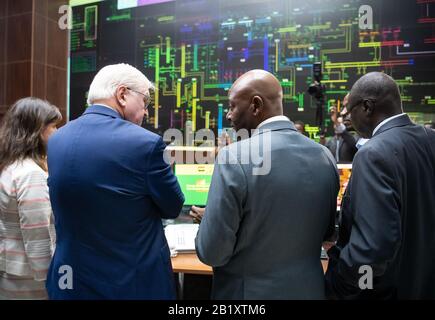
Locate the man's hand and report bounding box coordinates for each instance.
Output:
[322,241,336,252]
[330,106,347,134]
[189,206,205,223]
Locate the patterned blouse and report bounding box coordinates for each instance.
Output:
[0,159,55,299]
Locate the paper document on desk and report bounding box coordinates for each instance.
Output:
[164,224,199,253]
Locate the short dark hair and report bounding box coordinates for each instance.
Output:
[0,97,62,172]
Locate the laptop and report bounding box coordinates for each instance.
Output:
[172,163,214,223]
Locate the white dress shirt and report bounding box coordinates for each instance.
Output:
[257,115,290,129]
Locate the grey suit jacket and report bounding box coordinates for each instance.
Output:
[196,120,339,299]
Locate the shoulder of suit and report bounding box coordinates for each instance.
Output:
[218,142,239,156]
[226,137,252,155]
[214,141,244,165]
[56,120,163,155]
[125,121,160,139]
[353,140,387,167]
[367,125,411,151]
[120,125,163,153]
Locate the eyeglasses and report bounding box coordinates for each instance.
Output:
[127,87,151,109]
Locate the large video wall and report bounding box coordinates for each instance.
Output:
[69,0,435,136]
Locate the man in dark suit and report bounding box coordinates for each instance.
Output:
[325,72,435,299]
[46,64,184,299]
[294,120,310,137]
[195,70,339,299]
[325,94,359,163]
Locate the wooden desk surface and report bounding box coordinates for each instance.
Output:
[171,253,329,275]
[171,253,212,275]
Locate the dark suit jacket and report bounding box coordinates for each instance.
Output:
[196,120,339,299]
[326,114,435,299]
[326,130,358,163]
[46,105,184,299]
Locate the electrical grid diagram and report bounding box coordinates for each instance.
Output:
[70,0,435,138]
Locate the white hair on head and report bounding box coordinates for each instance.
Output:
[87,63,155,105]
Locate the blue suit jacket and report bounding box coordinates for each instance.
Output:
[46,105,184,299]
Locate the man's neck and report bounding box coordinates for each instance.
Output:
[256,115,289,129]
[93,100,123,117]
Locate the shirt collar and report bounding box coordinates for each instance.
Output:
[257,115,290,129]
[356,138,369,149]
[84,104,123,120]
[96,103,119,113]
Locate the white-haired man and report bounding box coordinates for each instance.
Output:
[46,64,185,299]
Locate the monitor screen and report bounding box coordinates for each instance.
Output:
[175,164,214,206]
[337,163,352,211]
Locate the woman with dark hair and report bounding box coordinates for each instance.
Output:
[0,97,62,299]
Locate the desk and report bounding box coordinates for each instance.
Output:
[171,253,212,275]
[172,253,329,274]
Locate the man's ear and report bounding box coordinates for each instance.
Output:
[363,99,375,116]
[251,95,264,116]
[116,86,128,108]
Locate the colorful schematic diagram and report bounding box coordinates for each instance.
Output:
[69,0,435,132]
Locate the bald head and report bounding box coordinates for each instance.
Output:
[348,72,403,138]
[231,69,283,110]
[349,72,402,114]
[226,70,284,131]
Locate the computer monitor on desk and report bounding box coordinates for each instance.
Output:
[175,164,214,206]
[168,164,214,224]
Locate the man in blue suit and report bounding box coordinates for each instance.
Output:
[46,64,184,299]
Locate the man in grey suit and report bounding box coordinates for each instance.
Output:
[325,72,435,299]
[195,70,339,299]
